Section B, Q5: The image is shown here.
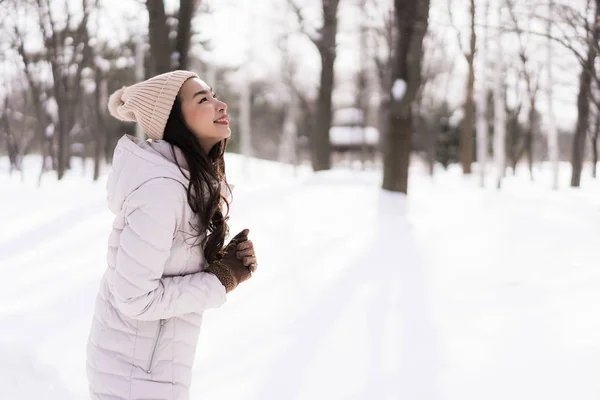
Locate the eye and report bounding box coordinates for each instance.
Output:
[198,97,208,104]
[212,93,219,99]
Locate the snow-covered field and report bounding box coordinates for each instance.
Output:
[1,154,600,400]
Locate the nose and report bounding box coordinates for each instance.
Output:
[217,99,227,113]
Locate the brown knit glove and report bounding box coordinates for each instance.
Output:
[236,234,257,272]
[205,229,254,293]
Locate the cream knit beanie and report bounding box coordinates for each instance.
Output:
[107,70,199,140]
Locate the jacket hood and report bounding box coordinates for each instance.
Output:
[106,134,190,215]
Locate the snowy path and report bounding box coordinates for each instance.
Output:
[409,168,600,400]
[2,158,600,399]
[194,171,440,400]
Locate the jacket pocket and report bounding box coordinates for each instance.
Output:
[145,319,166,373]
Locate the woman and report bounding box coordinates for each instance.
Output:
[86,70,257,400]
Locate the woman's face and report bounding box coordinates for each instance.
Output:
[178,78,230,153]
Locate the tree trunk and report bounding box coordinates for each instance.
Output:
[278,31,300,170]
[135,34,146,140]
[506,0,538,182]
[94,69,108,181]
[460,60,475,174]
[571,0,599,187]
[313,51,334,171]
[312,0,340,172]
[373,8,394,174]
[384,110,413,192]
[509,120,517,174]
[546,0,559,189]
[592,110,599,178]
[1,101,21,174]
[383,0,431,193]
[94,130,103,181]
[493,4,506,189]
[357,1,369,170]
[526,97,536,180]
[427,127,436,176]
[49,58,69,180]
[176,0,196,70]
[571,57,594,187]
[17,2,58,178]
[379,98,391,166]
[39,0,68,179]
[146,0,172,75]
[240,75,252,158]
[460,0,476,175]
[420,106,436,176]
[105,128,114,164]
[279,96,299,166]
[476,0,489,187]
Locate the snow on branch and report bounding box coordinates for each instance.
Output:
[392,79,406,101]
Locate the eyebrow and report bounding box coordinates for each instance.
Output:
[192,87,213,99]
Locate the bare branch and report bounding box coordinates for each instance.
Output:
[554,3,590,29]
[12,25,49,136]
[517,28,586,66]
[447,0,468,59]
[288,0,321,46]
[505,0,538,100]
[367,1,394,93]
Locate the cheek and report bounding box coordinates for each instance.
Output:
[185,107,214,130]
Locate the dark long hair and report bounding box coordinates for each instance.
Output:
[162,94,231,263]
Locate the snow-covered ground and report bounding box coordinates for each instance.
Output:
[1,154,600,400]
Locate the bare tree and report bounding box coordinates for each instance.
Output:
[92,52,109,181]
[146,0,171,74]
[416,28,456,176]
[588,56,600,177]
[1,95,22,174]
[146,0,201,75]
[448,0,476,174]
[32,0,94,179]
[591,104,600,177]
[529,1,600,186]
[176,0,196,70]
[493,3,506,189]
[276,32,300,170]
[12,29,54,175]
[475,0,490,187]
[506,87,525,174]
[383,0,431,193]
[9,0,60,179]
[370,1,395,159]
[506,0,541,181]
[356,0,371,169]
[546,0,560,190]
[572,0,600,186]
[290,0,340,171]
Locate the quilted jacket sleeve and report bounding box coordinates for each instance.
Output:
[113,178,226,321]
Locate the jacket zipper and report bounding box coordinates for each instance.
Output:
[145,319,166,373]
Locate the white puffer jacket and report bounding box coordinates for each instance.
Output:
[86,134,227,400]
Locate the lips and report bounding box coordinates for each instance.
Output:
[214,115,229,124]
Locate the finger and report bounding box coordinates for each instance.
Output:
[231,234,248,244]
[237,240,253,251]
[232,229,250,241]
[236,248,255,259]
[243,256,257,266]
[228,235,248,250]
[249,263,258,273]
